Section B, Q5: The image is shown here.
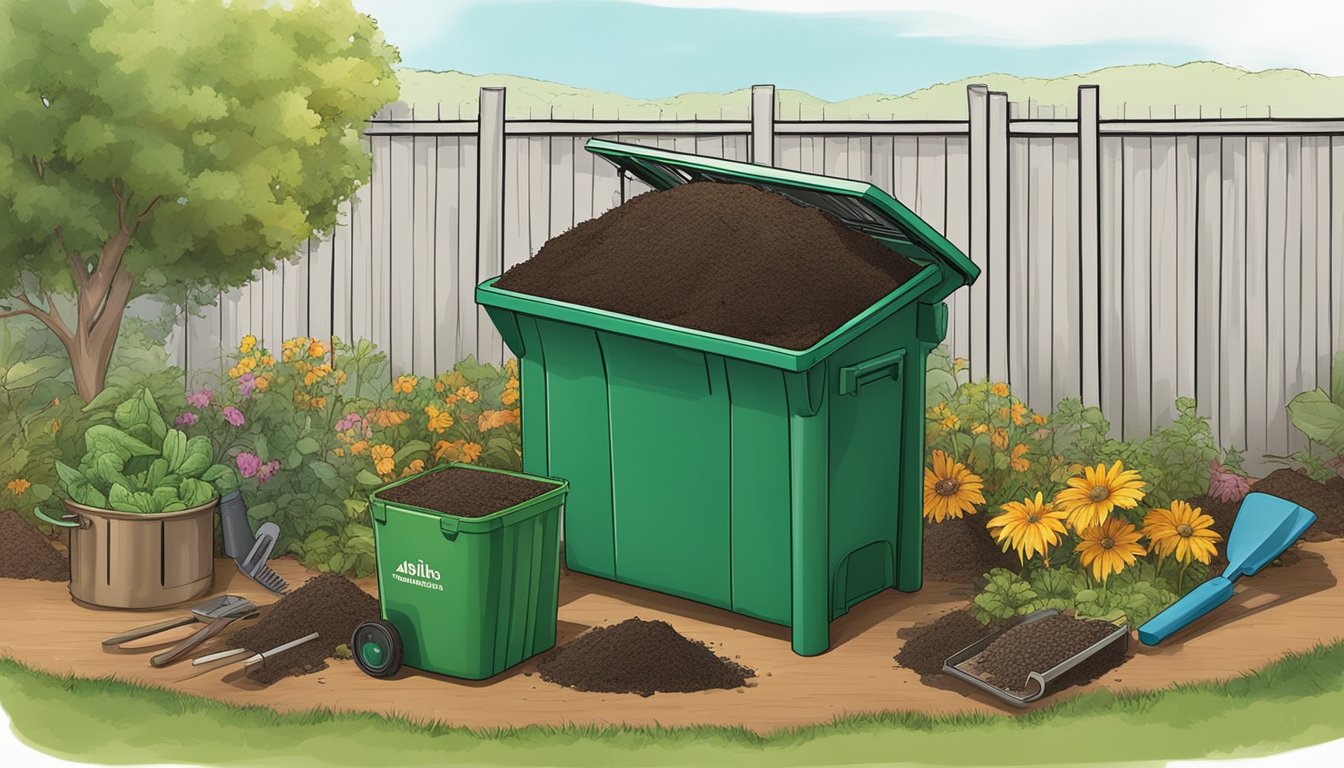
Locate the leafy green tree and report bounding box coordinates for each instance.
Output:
[0,0,399,400]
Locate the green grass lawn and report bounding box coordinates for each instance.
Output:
[4,644,1344,768]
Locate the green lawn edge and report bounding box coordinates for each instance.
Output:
[3,642,1344,768]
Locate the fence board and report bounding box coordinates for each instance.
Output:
[1314,138,1332,403]
[1245,136,1269,463]
[916,137,946,232]
[944,137,971,362]
[434,137,461,370]
[1008,136,1030,394]
[1150,136,1178,429]
[1099,137,1125,436]
[1220,137,1249,454]
[389,135,416,373]
[1281,137,1303,454]
[308,233,334,344]
[869,136,894,195]
[456,136,479,361]
[1053,137,1081,403]
[1297,137,1319,453]
[1196,137,1222,441]
[1028,137,1054,413]
[331,199,352,343]
[1175,137,1198,402]
[776,135,802,172]
[370,135,392,357]
[987,93,1010,384]
[409,135,436,375]
[1121,137,1152,441]
[1333,138,1344,422]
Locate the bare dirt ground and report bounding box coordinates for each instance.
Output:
[1,541,1341,734]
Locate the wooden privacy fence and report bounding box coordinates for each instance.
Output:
[171,84,1344,469]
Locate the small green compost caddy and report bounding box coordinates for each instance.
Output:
[358,464,568,679]
[476,139,979,656]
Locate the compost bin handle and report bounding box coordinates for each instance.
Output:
[34,506,88,529]
[838,349,905,396]
[440,516,460,540]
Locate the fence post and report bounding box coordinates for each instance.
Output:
[750,84,776,166]
[1077,85,1101,409]
[987,90,1010,385]
[967,84,989,380]
[476,87,506,363]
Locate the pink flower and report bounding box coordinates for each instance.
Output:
[174,411,198,427]
[1208,460,1252,503]
[186,389,214,409]
[256,460,281,485]
[335,412,362,432]
[222,406,245,427]
[237,373,256,399]
[236,452,262,479]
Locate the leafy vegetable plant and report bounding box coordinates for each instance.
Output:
[54,388,236,513]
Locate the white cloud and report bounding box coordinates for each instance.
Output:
[624,0,1344,74]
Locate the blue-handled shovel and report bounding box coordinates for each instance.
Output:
[1138,492,1316,645]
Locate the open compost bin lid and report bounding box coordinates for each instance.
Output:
[585,137,980,303]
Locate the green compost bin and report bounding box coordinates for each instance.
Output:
[476,139,979,656]
[367,463,568,679]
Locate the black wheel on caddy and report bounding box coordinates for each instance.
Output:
[352,619,403,678]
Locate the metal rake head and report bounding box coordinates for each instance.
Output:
[253,564,288,594]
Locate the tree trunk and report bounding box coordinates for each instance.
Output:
[64,260,134,403]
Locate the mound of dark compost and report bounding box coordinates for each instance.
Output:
[493,181,923,350]
[895,608,1004,679]
[970,614,1121,694]
[923,514,1016,583]
[1250,469,1344,542]
[537,618,754,697]
[378,467,554,519]
[0,509,69,582]
[228,573,379,684]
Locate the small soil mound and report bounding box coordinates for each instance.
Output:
[229,573,379,684]
[923,515,1015,583]
[494,182,923,350]
[537,618,753,697]
[378,467,554,519]
[895,608,1002,679]
[973,614,1119,693]
[0,509,69,582]
[1250,469,1344,541]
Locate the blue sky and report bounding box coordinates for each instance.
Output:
[351,0,1340,99]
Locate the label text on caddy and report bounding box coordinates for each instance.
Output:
[393,559,443,591]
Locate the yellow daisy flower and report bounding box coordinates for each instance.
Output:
[1076,518,1147,582]
[1054,460,1147,532]
[1143,500,1222,565]
[922,450,986,523]
[987,492,1068,564]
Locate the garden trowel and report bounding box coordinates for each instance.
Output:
[1138,492,1316,645]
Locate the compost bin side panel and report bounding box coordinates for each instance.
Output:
[601,333,733,609]
[824,310,911,618]
[533,319,617,578]
[725,358,793,626]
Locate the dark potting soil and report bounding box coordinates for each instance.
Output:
[378,467,554,519]
[894,608,1004,679]
[228,573,379,684]
[0,509,69,582]
[1251,469,1344,541]
[536,618,754,697]
[973,614,1120,693]
[923,515,1016,583]
[493,181,924,350]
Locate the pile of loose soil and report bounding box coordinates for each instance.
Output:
[1250,469,1344,541]
[228,573,379,684]
[0,509,69,582]
[971,614,1120,693]
[922,515,1016,583]
[378,467,554,519]
[536,618,754,697]
[894,608,1003,679]
[493,182,924,350]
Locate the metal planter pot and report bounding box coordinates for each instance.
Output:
[39,498,216,610]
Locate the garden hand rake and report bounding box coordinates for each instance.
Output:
[1138,492,1315,645]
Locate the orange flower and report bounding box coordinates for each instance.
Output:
[991,428,1009,451]
[371,444,395,476]
[370,408,410,428]
[334,370,348,385]
[260,355,275,366]
[991,382,1010,397]
[1032,413,1048,426]
[308,339,326,359]
[401,459,426,477]
[304,363,332,387]
[478,409,520,432]
[332,447,346,457]
[425,405,454,433]
[971,423,989,435]
[254,375,271,391]
[446,386,479,406]
[309,396,327,410]
[6,478,30,496]
[350,440,370,455]
[501,376,520,406]
[433,439,483,464]
[393,375,418,394]
[1009,444,1031,472]
[1011,402,1028,426]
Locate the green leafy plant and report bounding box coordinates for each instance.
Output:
[972,568,1039,623]
[54,388,236,513]
[1273,351,1344,481]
